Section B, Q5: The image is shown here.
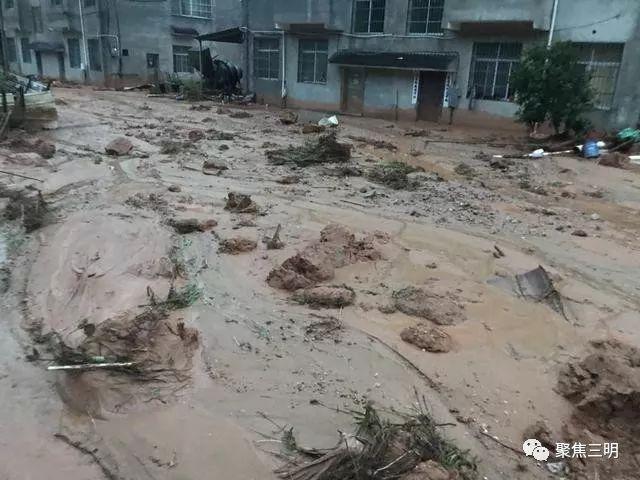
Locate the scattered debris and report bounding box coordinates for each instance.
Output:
[5,135,56,159]
[366,162,423,190]
[318,115,339,127]
[208,129,235,141]
[454,163,476,178]
[168,184,182,192]
[160,140,186,155]
[264,224,284,250]
[266,131,351,167]
[515,266,566,318]
[105,137,133,156]
[224,192,258,213]
[279,111,298,125]
[0,185,48,231]
[493,245,505,258]
[404,129,429,137]
[401,325,452,353]
[202,159,228,175]
[522,420,554,450]
[125,192,169,213]
[301,124,325,134]
[218,144,230,151]
[229,111,253,118]
[304,315,342,341]
[217,106,232,115]
[276,175,300,185]
[189,104,211,111]
[347,135,397,151]
[489,157,513,170]
[599,152,628,169]
[187,129,205,142]
[571,229,588,237]
[218,237,257,254]
[293,285,355,308]
[392,287,466,325]
[169,217,217,234]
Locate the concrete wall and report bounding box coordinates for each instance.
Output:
[444,0,553,30]
[363,69,416,121]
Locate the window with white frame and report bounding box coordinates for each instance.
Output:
[298,39,328,84]
[172,0,211,18]
[470,42,522,101]
[574,43,623,110]
[254,38,280,80]
[173,45,192,73]
[408,0,444,35]
[353,0,386,33]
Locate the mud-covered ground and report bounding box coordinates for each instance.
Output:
[1,87,640,480]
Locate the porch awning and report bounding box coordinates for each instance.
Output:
[329,50,457,71]
[276,23,342,35]
[29,42,65,52]
[197,27,245,43]
[171,26,200,37]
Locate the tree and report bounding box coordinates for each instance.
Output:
[512,42,593,135]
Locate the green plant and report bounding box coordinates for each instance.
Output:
[512,42,593,135]
[181,79,203,101]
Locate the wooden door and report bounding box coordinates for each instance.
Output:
[342,68,365,115]
[417,71,446,122]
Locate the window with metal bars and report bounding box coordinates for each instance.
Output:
[298,39,328,84]
[574,43,623,110]
[353,0,386,33]
[469,42,522,101]
[407,0,444,35]
[173,45,192,73]
[254,38,280,80]
[171,0,212,18]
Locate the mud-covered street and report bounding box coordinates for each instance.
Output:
[1,87,640,480]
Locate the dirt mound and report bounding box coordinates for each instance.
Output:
[5,135,56,158]
[279,110,298,125]
[267,224,382,291]
[293,285,355,308]
[224,192,258,213]
[0,185,48,231]
[218,237,257,254]
[400,325,452,353]
[558,339,640,434]
[454,162,476,178]
[402,460,454,480]
[366,162,423,190]
[105,137,133,156]
[301,124,325,134]
[392,287,466,325]
[266,131,351,167]
[347,135,397,151]
[169,217,217,234]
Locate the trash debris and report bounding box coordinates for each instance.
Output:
[169,217,217,234]
[266,131,351,167]
[599,152,628,168]
[347,135,397,151]
[582,139,600,159]
[293,285,355,308]
[515,266,566,318]
[366,162,423,190]
[105,137,133,156]
[264,224,284,250]
[400,324,452,353]
[0,185,48,231]
[218,237,257,254]
[392,287,466,325]
[301,124,325,134]
[224,192,258,213]
[404,129,429,137]
[274,402,477,480]
[318,115,339,127]
[453,163,476,178]
[528,148,545,159]
[304,315,342,341]
[279,111,298,125]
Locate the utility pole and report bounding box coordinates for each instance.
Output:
[79,0,90,82]
[547,0,559,47]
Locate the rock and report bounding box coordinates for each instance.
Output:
[599,152,628,169]
[572,229,588,237]
[301,124,325,134]
[392,286,465,325]
[400,324,452,353]
[293,285,355,308]
[218,144,230,151]
[590,213,601,221]
[490,157,513,170]
[32,139,56,159]
[279,110,298,125]
[218,237,257,254]
[276,175,300,185]
[224,192,258,213]
[378,304,397,314]
[105,137,133,156]
[402,460,452,480]
[202,160,228,175]
[228,111,253,118]
[168,185,182,192]
[454,162,476,178]
[403,128,429,137]
[187,129,205,141]
[169,218,217,234]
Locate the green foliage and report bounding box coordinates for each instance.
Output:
[180,79,203,101]
[512,42,593,134]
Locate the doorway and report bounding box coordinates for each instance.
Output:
[417,71,446,122]
[341,68,365,115]
[35,52,43,76]
[146,53,159,84]
[57,52,66,81]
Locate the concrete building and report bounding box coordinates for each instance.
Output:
[213,0,640,129]
[1,0,638,129]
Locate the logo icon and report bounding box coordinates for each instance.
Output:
[523,439,549,461]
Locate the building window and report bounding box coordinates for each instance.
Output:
[469,42,522,101]
[5,0,14,9]
[254,38,280,80]
[298,39,328,84]
[353,0,385,33]
[6,38,16,63]
[171,0,211,18]
[408,0,444,35]
[20,38,31,63]
[51,0,62,6]
[68,38,81,68]
[173,45,192,73]
[31,6,43,32]
[574,43,623,110]
[84,0,95,7]
[87,38,101,71]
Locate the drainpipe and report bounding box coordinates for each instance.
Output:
[78,0,90,82]
[243,0,250,92]
[547,0,559,47]
[281,29,286,107]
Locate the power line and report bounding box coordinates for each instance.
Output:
[554,12,623,32]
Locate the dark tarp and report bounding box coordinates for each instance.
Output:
[171,26,199,37]
[28,42,65,52]
[329,50,457,71]
[197,27,245,43]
